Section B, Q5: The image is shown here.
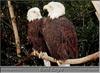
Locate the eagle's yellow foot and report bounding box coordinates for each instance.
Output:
[57,60,62,66]
[38,51,42,58]
[39,52,48,58]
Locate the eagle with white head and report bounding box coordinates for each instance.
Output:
[43,2,65,19]
[27,7,50,66]
[27,7,42,21]
[42,2,78,66]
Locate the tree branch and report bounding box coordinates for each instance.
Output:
[7,0,21,56]
[92,1,100,21]
[58,51,99,64]
[16,50,99,66]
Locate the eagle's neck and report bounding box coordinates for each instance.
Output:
[48,10,65,19]
[48,15,65,20]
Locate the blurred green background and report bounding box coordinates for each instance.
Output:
[0,0,99,66]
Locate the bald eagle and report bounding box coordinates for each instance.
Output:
[27,7,50,66]
[43,2,78,66]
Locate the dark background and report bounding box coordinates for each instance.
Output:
[0,0,99,66]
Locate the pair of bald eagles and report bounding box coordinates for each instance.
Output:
[27,2,78,66]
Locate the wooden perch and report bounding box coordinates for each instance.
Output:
[16,50,99,66]
[92,1,100,21]
[31,50,99,65]
[7,0,21,56]
[30,50,57,63]
[59,51,99,64]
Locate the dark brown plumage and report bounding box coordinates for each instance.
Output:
[42,16,78,60]
[27,19,49,53]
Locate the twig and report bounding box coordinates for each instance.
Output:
[7,0,21,57]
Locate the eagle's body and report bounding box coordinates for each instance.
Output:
[42,16,78,60]
[27,2,78,66]
[27,7,51,66]
[27,19,48,52]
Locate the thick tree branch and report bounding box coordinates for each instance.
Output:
[7,0,21,56]
[31,50,99,65]
[58,51,99,64]
[16,50,99,66]
[92,1,100,21]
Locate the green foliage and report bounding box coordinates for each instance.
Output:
[1,0,99,66]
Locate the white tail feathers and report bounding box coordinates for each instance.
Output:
[43,60,51,66]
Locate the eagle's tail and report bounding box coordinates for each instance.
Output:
[43,60,51,66]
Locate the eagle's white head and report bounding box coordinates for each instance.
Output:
[43,2,65,19]
[27,7,42,22]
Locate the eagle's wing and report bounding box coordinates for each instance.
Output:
[42,17,78,60]
[27,20,47,52]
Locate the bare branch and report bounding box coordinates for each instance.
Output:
[31,50,99,65]
[92,1,100,21]
[7,0,21,56]
[16,50,99,66]
[58,51,99,64]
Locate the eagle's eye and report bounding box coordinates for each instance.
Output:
[33,11,36,13]
[49,5,52,8]
[49,6,53,10]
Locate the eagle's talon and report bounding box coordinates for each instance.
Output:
[39,51,42,58]
[57,60,61,66]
